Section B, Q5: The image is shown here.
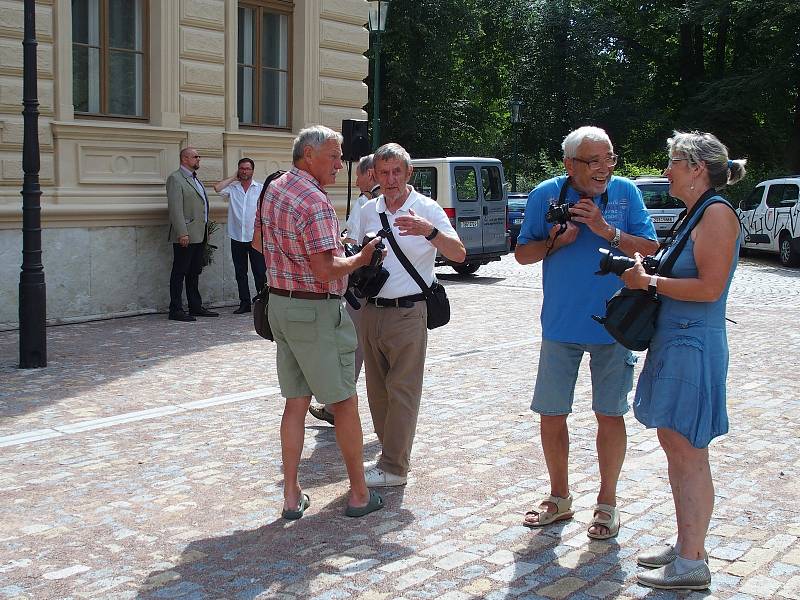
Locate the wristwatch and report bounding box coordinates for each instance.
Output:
[648,275,659,294]
[609,227,621,249]
[425,227,439,241]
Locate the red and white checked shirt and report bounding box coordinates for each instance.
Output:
[256,167,346,295]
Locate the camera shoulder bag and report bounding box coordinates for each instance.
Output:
[379,212,450,330]
[252,170,286,341]
[597,193,734,351]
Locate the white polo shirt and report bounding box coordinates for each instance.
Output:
[219,179,263,242]
[358,186,456,299]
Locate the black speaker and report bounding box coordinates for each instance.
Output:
[342,119,370,162]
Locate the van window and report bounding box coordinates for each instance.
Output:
[410,167,437,200]
[455,167,478,202]
[766,183,799,208]
[740,186,764,211]
[481,166,504,201]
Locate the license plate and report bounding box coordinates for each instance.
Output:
[460,220,479,228]
[513,218,523,225]
[651,216,674,223]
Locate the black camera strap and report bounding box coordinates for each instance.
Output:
[655,190,736,278]
[379,211,435,298]
[547,177,610,256]
[557,176,609,213]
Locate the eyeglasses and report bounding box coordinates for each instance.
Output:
[571,154,618,171]
[667,157,689,167]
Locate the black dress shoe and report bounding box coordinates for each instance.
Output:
[189,308,219,317]
[233,304,252,314]
[169,311,196,322]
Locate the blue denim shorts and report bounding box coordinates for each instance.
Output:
[531,339,636,417]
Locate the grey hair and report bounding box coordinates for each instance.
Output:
[561,126,612,159]
[356,153,375,175]
[373,143,412,170]
[291,125,344,163]
[667,130,747,188]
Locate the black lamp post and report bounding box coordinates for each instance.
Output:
[19,0,47,368]
[510,99,523,193]
[367,1,390,151]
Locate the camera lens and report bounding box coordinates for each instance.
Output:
[597,248,635,276]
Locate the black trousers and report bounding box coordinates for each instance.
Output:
[231,239,267,306]
[169,242,204,313]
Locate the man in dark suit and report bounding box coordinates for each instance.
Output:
[166,147,219,322]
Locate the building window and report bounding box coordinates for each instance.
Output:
[72,0,148,118]
[238,1,292,129]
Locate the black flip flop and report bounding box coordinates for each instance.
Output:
[281,493,310,520]
[345,489,384,518]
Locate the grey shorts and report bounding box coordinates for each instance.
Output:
[268,293,358,404]
[531,339,636,417]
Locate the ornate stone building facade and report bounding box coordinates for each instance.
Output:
[0,0,369,327]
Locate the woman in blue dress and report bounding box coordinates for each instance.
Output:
[620,131,746,591]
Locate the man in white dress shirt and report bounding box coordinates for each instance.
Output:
[359,143,465,487]
[214,158,265,314]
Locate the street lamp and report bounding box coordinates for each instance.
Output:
[367,1,390,151]
[509,99,523,192]
[19,0,47,368]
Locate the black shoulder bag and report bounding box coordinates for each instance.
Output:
[379,212,451,330]
[594,194,735,351]
[252,170,286,341]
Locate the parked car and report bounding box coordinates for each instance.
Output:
[737,176,800,267]
[410,157,510,275]
[507,192,529,248]
[632,176,685,242]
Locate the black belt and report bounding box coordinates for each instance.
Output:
[368,294,426,308]
[269,288,341,300]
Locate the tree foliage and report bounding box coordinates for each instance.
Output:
[371,0,799,185]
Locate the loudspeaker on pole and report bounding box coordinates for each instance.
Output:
[341,119,370,163]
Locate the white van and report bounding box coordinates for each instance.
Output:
[410,157,510,275]
[737,177,800,267]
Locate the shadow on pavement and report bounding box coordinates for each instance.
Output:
[0,311,270,424]
[135,501,416,599]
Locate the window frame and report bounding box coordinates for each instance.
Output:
[72,0,150,121]
[454,167,478,202]
[237,0,294,130]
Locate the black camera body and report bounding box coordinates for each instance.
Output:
[545,202,575,225]
[344,229,391,299]
[597,248,660,277]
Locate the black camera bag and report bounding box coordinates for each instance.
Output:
[379,212,451,330]
[252,169,286,341]
[596,194,734,351]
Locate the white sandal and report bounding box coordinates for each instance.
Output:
[523,494,574,528]
[587,503,620,539]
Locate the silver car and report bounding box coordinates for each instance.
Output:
[633,176,685,243]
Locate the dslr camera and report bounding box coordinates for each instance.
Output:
[545,202,575,225]
[596,248,660,276]
[344,229,391,300]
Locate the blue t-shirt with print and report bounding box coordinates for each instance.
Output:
[518,175,656,344]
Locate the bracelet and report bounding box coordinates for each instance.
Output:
[544,238,555,257]
[425,227,439,241]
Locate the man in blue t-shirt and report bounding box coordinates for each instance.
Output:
[515,126,658,539]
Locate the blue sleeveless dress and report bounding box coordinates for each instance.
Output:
[633,196,739,449]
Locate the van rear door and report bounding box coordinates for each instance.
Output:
[452,165,483,255]
[479,164,508,253]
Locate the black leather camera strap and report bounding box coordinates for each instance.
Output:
[557,176,609,213]
[655,191,737,278]
[379,211,435,298]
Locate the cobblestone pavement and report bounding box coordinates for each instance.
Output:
[1,254,799,600]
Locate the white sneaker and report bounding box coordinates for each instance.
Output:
[364,466,407,487]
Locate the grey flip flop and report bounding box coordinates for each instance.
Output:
[345,489,384,518]
[281,493,310,520]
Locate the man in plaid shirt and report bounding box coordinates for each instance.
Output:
[258,125,385,519]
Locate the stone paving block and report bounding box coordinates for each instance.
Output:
[536,576,587,598]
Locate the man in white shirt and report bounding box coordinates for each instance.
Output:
[214,158,265,314]
[359,143,466,487]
